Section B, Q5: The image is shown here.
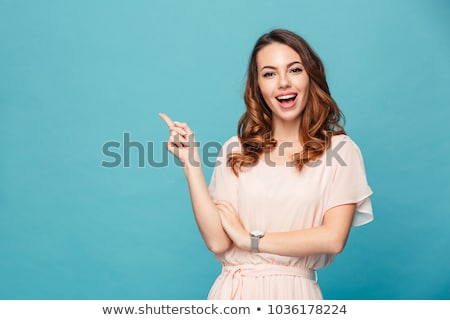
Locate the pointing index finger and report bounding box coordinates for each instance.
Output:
[159,112,175,129]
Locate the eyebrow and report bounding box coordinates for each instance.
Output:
[260,61,303,72]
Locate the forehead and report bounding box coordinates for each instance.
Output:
[256,42,302,67]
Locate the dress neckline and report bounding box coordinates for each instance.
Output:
[259,159,297,169]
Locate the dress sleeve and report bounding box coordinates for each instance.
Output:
[208,136,240,211]
[324,136,374,227]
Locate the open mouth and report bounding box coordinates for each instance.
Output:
[276,94,297,108]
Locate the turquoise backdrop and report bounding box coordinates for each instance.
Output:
[1,0,449,299]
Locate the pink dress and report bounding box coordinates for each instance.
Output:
[207,135,373,300]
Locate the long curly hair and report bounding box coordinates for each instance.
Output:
[228,29,345,175]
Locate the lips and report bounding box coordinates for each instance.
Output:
[276,93,297,109]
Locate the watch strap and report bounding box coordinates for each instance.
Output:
[250,235,260,252]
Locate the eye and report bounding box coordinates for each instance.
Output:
[262,71,275,78]
[290,67,303,73]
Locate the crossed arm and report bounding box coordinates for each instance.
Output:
[217,200,356,256]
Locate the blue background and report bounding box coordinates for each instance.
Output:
[1,0,449,299]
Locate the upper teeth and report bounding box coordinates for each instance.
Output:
[278,94,296,100]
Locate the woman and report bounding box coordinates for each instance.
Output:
[160,29,373,299]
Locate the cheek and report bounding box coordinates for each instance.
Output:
[301,85,311,108]
[301,84,310,98]
[295,76,310,92]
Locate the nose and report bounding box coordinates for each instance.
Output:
[278,73,290,88]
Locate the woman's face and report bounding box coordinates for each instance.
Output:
[256,42,310,124]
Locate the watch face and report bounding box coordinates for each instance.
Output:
[251,230,264,237]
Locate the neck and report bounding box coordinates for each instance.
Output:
[272,118,301,143]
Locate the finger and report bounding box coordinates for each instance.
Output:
[173,121,193,135]
[216,200,235,212]
[215,201,229,208]
[170,134,191,150]
[218,210,231,223]
[170,139,191,149]
[168,140,186,150]
[215,203,228,213]
[216,205,234,218]
[170,141,184,148]
[215,202,229,212]
[167,133,183,147]
[170,126,187,136]
[159,113,175,129]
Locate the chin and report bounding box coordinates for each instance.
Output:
[272,105,306,122]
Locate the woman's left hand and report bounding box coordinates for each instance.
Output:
[215,200,250,251]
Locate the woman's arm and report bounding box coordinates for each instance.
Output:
[217,200,355,256]
[160,113,231,254]
[183,164,232,253]
[259,204,355,256]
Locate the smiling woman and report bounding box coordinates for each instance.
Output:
[160,29,373,300]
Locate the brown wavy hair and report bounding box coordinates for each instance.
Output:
[228,29,345,175]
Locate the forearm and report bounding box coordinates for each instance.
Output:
[258,226,346,256]
[183,162,232,254]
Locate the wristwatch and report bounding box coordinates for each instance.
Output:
[250,230,265,252]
